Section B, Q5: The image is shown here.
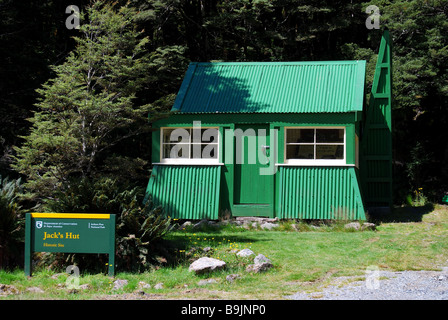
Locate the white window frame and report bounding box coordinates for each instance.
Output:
[283,127,346,166]
[158,126,220,165]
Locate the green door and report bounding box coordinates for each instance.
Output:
[233,124,274,217]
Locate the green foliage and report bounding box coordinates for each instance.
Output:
[12,1,153,203]
[40,176,172,272]
[0,176,24,269]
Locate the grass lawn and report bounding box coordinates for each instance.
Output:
[1,204,448,300]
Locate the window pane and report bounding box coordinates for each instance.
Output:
[287,145,314,159]
[201,128,218,143]
[163,144,189,158]
[191,144,217,159]
[316,129,344,143]
[163,128,190,143]
[316,145,344,159]
[287,129,314,143]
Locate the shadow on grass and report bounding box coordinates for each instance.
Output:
[369,203,435,224]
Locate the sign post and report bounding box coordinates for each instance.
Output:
[25,213,116,277]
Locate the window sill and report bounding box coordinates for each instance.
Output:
[153,162,224,166]
[276,162,354,167]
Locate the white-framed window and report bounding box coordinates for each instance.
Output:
[284,127,346,165]
[160,127,219,164]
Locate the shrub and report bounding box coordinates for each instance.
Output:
[0,176,24,269]
[39,176,172,272]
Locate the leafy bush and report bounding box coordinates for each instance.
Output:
[0,176,24,269]
[40,177,172,272]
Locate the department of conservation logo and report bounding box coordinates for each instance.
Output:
[36,221,43,229]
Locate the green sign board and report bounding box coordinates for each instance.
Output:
[25,213,116,277]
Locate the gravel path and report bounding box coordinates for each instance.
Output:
[286,267,448,300]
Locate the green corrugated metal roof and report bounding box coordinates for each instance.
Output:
[172,61,366,114]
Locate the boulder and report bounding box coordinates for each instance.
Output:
[0,284,19,296]
[362,222,376,231]
[246,254,273,273]
[260,222,278,230]
[138,281,151,289]
[344,222,361,230]
[154,283,164,289]
[226,274,241,283]
[26,286,45,294]
[112,279,128,290]
[236,248,255,258]
[178,221,192,230]
[254,254,271,265]
[189,257,226,274]
[193,219,209,230]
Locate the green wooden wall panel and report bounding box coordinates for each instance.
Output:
[360,29,393,208]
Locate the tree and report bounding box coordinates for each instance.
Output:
[364,0,448,198]
[12,1,153,204]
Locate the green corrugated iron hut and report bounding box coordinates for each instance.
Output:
[145,31,392,220]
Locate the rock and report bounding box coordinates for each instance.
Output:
[198,278,218,286]
[236,249,255,258]
[254,254,271,265]
[154,283,164,289]
[193,219,209,230]
[79,284,90,290]
[226,274,241,283]
[138,281,151,289]
[362,222,376,231]
[203,246,212,253]
[112,279,128,290]
[260,222,278,230]
[26,286,45,294]
[246,254,273,273]
[0,284,19,296]
[178,221,192,230]
[246,263,273,273]
[344,222,361,230]
[189,257,226,274]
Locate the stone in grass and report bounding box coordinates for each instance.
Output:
[113,279,128,290]
[226,274,241,283]
[236,248,255,258]
[344,222,376,231]
[138,281,151,289]
[344,222,361,230]
[189,257,226,274]
[198,278,218,286]
[362,222,376,231]
[154,283,164,290]
[0,284,19,296]
[26,287,45,294]
[246,254,273,273]
[260,222,278,230]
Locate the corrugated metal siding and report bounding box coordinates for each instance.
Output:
[145,165,221,219]
[277,166,366,220]
[173,61,366,114]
